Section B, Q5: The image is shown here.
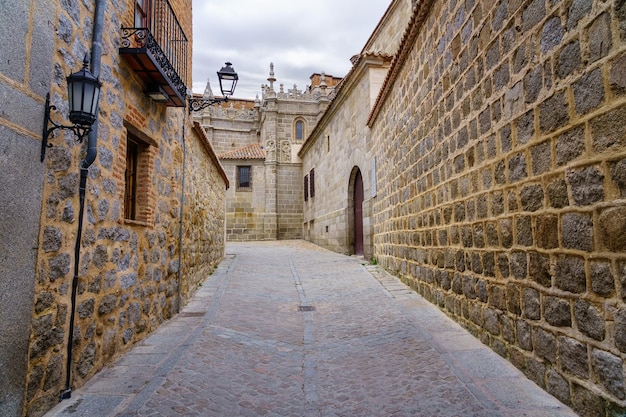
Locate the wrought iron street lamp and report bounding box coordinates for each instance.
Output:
[188,62,238,113]
[41,55,102,162]
[217,61,238,97]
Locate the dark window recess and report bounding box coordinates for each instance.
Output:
[125,139,139,220]
[304,175,309,201]
[237,166,252,190]
[310,168,315,198]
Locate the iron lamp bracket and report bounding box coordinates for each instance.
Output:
[41,93,92,162]
[188,96,228,114]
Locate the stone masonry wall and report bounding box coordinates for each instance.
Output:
[277,163,304,239]
[301,60,389,258]
[180,125,227,301]
[370,0,626,415]
[363,0,414,54]
[224,160,269,241]
[197,102,259,155]
[22,1,226,416]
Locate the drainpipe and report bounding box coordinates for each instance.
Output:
[61,0,105,401]
[177,113,188,313]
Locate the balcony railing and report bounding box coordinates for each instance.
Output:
[120,0,189,107]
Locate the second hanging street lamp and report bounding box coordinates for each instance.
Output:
[188,62,238,113]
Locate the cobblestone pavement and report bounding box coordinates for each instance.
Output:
[45,241,577,417]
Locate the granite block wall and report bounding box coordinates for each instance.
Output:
[370,0,626,414]
[0,2,53,415]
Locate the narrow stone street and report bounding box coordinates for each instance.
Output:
[44,241,576,417]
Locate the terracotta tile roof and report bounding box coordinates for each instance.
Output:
[218,143,266,160]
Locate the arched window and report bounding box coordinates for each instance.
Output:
[294,119,305,142]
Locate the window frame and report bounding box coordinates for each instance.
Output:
[135,0,151,28]
[294,119,306,142]
[123,122,156,225]
[125,138,139,220]
[237,165,252,191]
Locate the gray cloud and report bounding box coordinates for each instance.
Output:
[192,0,390,98]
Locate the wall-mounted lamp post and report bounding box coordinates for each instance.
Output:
[41,55,102,162]
[188,62,238,113]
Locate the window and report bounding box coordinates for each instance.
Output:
[237,166,252,191]
[123,124,155,224]
[309,168,315,198]
[304,175,309,201]
[125,139,139,220]
[294,119,305,142]
[135,0,151,27]
[296,121,304,141]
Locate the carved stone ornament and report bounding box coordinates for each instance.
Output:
[265,139,276,161]
[281,141,291,162]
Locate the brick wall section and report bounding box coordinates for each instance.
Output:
[23,1,226,416]
[369,0,626,414]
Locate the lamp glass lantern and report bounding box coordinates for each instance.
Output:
[188,62,238,113]
[217,62,238,97]
[67,57,102,126]
[41,55,102,162]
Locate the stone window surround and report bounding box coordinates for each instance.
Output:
[294,118,306,142]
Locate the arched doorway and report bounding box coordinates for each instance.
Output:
[353,169,364,256]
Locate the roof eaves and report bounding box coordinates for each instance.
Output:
[218,143,266,160]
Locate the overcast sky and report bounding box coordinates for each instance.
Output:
[191,1,392,99]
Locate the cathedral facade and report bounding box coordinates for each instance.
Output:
[194,65,340,241]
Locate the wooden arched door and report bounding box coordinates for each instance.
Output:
[354,169,364,255]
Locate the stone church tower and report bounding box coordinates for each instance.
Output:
[194,64,340,241]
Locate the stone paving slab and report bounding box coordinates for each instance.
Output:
[44,240,577,417]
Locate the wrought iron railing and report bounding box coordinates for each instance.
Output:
[120,0,189,101]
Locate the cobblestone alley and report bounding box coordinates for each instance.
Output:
[44,241,576,417]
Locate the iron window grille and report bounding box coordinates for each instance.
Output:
[237,166,252,191]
